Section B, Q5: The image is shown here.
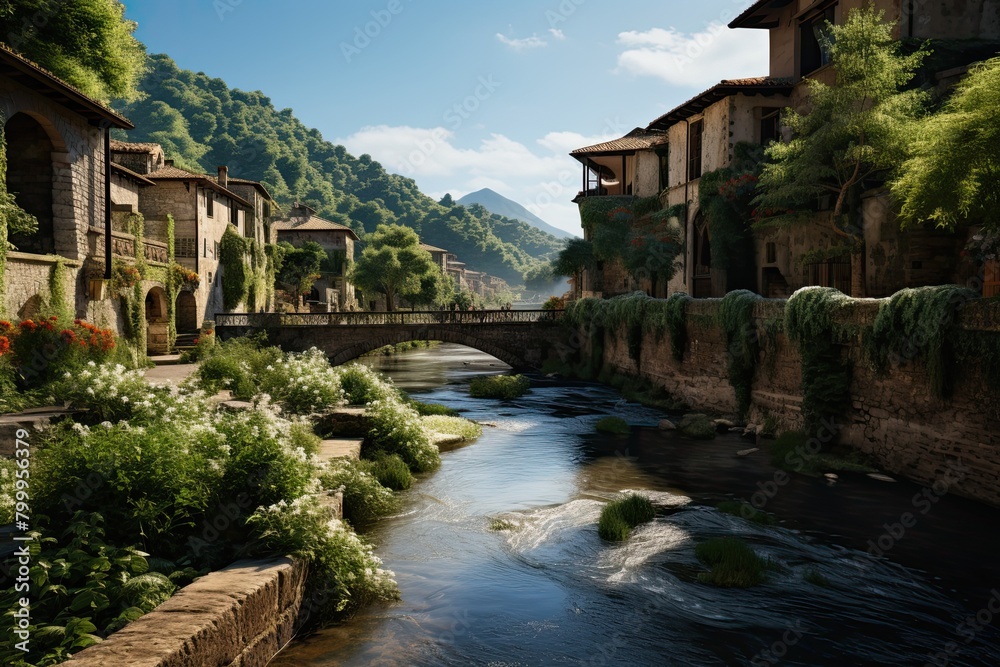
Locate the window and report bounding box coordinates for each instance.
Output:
[688,120,703,181]
[230,203,239,226]
[206,190,215,218]
[766,242,777,264]
[800,4,836,76]
[760,109,781,146]
[657,147,670,192]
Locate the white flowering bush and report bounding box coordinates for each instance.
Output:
[246,495,399,616]
[365,398,440,473]
[53,361,152,422]
[421,415,484,442]
[0,458,16,524]
[319,458,397,525]
[335,363,397,406]
[257,348,345,415]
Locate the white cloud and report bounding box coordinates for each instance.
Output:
[615,23,769,87]
[549,28,566,40]
[336,125,590,236]
[496,32,547,50]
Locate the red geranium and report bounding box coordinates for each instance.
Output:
[0,336,10,356]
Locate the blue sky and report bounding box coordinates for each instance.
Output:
[124,0,768,234]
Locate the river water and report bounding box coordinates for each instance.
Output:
[272,344,1000,666]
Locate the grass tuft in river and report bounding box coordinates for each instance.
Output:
[595,416,630,435]
[469,374,531,399]
[489,518,518,532]
[695,537,769,587]
[769,431,878,475]
[598,493,656,541]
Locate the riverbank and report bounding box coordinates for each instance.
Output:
[271,343,1000,666]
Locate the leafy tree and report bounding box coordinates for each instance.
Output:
[0,0,147,103]
[553,238,596,278]
[349,224,440,311]
[891,57,1000,232]
[753,3,928,296]
[275,241,326,307]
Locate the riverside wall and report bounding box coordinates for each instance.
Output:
[570,298,1000,507]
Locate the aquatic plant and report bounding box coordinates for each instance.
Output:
[598,493,656,541]
[469,374,531,399]
[595,416,630,435]
[678,413,717,440]
[695,537,768,587]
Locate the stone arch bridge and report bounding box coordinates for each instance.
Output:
[215,310,568,369]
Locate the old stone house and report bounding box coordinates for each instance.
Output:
[569,0,1000,300]
[0,44,176,352]
[272,202,358,312]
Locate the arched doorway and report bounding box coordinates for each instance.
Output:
[692,215,713,298]
[145,286,169,354]
[5,113,54,254]
[176,292,198,333]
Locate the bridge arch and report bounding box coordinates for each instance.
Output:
[326,327,528,368]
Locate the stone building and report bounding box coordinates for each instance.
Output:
[0,44,176,351]
[568,0,1000,300]
[272,203,358,312]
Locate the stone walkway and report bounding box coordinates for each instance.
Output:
[144,357,198,387]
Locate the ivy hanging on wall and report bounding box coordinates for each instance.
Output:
[46,258,72,322]
[164,215,178,352]
[863,285,978,399]
[659,291,691,362]
[718,290,763,420]
[219,226,251,311]
[785,286,854,438]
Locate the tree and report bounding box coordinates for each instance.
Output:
[753,3,928,296]
[348,224,440,311]
[0,0,147,103]
[275,241,326,307]
[553,238,596,278]
[891,57,1000,232]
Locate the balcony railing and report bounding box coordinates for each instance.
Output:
[216,309,565,328]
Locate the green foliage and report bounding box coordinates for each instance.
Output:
[597,493,656,541]
[0,457,16,524]
[337,363,397,406]
[364,398,441,473]
[245,495,399,619]
[754,4,928,235]
[365,454,413,491]
[8,317,121,390]
[320,459,397,526]
[194,335,282,398]
[552,237,596,278]
[0,513,181,667]
[44,258,73,322]
[699,163,759,289]
[349,224,441,311]
[770,430,876,475]
[892,56,1000,231]
[595,416,630,435]
[219,226,251,311]
[678,413,717,440]
[469,374,531,399]
[275,240,326,307]
[650,291,691,361]
[695,537,768,587]
[785,287,854,437]
[421,415,483,441]
[407,400,459,417]
[0,0,147,103]
[716,501,777,526]
[718,290,762,419]
[864,285,978,398]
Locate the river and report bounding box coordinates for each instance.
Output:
[271,343,1000,666]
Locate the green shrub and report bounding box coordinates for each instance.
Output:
[469,374,531,399]
[0,513,181,666]
[259,348,344,414]
[716,500,777,526]
[718,290,762,420]
[0,457,16,524]
[320,459,397,525]
[365,454,413,491]
[407,399,459,417]
[598,493,656,541]
[364,399,441,472]
[596,416,630,435]
[245,495,399,620]
[337,363,397,405]
[695,537,768,587]
[421,415,483,441]
[678,413,717,440]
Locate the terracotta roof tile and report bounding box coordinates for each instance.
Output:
[646,77,793,131]
[111,162,156,186]
[571,128,668,156]
[273,215,359,239]
[420,243,448,253]
[148,165,253,208]
[109,140,163,154]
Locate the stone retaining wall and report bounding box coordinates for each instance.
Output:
[62,558,308,667]
[579,298,1000,507]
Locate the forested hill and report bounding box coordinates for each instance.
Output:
[115,54,564,284]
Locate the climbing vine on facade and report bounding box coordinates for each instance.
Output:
[219,226,251,311]
[718,290,762,420]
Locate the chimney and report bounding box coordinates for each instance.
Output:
[164,159,174,167]
[218,166,228,189]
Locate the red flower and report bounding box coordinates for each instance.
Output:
[60,329,77,342]
[49,316,58,321]
[19,320,36,332]
[192,338,200,346]
[0,336,9,356]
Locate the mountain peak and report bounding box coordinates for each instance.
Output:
[457,189,576,240]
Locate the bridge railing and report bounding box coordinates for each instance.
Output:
[215,310,565,328]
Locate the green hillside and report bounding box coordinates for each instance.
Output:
[115,54,562,284]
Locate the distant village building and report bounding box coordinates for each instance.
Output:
[273,202,358,311]
[568,0,1000,301]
